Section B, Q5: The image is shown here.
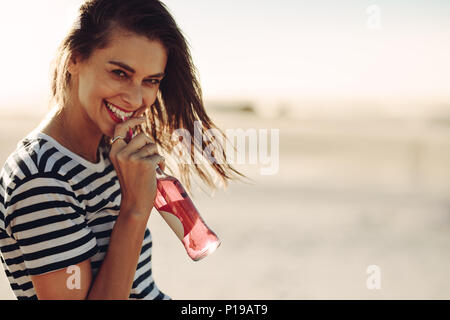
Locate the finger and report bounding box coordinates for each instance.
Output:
[136,126,155,144]
[131,143,159,159]
[158,158,166,172]
[145,154,166,172]
[110,117,146,151]
[120,132,156,157]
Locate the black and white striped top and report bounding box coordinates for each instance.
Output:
[0,130,170,300]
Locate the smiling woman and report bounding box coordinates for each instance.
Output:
[58,31,168,144]
[0,0,244,300]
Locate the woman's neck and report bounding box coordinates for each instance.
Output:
[39,105,103,163]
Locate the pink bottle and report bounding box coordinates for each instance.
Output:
[154,166,221,261]
[124,122,221,261]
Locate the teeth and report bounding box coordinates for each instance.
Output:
[106,102,133,120]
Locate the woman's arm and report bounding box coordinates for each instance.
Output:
[86,210,150,300]
[31,118,163,300]
[30,208,150,300]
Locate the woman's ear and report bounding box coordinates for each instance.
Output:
[67,54,81,76]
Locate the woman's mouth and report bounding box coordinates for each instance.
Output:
[104,100,134,123]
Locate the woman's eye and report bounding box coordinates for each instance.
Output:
[145,79,161,86]
[112,69,128,78]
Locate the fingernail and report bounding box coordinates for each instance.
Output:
[125,128,133,143]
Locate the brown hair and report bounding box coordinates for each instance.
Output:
[50,0,246,192]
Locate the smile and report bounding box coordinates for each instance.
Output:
[104,100,134,122]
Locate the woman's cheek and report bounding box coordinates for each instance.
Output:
[97,74,121,96]
[145,87,159,105]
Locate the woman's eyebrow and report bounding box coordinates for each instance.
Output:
[108,60,165,78]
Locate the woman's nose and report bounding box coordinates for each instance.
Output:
[121,83,144,109]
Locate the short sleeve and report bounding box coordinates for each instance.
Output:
[4,173,98,276]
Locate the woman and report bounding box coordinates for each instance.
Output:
[0,0,242,300]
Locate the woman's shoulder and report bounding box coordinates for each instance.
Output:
[2,130,110,185]
[0,133,51,190]
[1,132,44,176]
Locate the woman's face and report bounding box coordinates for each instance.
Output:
[68,28,168,138]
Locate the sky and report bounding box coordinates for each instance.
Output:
[0,0,449,111]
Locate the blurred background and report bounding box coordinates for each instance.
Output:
[0,0,449,299]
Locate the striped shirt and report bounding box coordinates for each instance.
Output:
[0,130,170,300]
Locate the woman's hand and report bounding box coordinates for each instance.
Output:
[109,117,165,218]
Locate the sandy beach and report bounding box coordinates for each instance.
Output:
[0,106,449,300]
